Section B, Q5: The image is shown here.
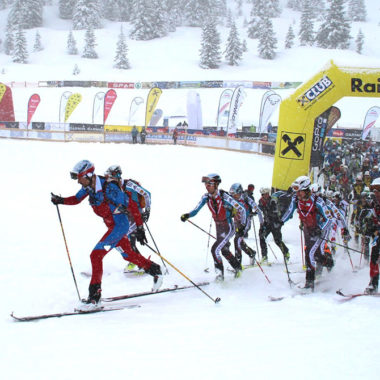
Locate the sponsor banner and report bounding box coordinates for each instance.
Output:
[223,81,253,88]
[92,92,105,124]
[65,133,103,142]
[351,78,380,94]
[0,121,19,128]
[108,82,134,89]
[145,87,162,127]
[105,125,132,132]
[327,128,362,139]
[105,133,132,143]
[296,75,335,109]
[177,81,202,89]
[0,84,15,122]
[361,106,380,140]
[200,81,223,88]
[271,82,302,89]
[69,123,103,132]
[62,80,108,88]
[59,91,72,123]
[149,108,163,126]
[128,96,144,125]
[27,94,41,125]
[153,82,177,89]
[227,86,245,134]
[216,89,233,129]
[259,92,281,133]
[104,89,117,123]
[64,93,82,122]
[252,81,272,89]
[31,122,45,130]
[187,90,202,130]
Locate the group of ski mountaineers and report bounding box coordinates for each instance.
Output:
[51,138,380,303]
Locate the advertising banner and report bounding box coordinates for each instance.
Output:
[27,94,41,125]
[187,90,203,130]
[216,89,233,130]
[0,83,15,122]
[64,93,82,122]
[92,92,105,124]
[103,89,117,124]
[226,86,245,135]
[361,106,380,140]
[145,87,162,127]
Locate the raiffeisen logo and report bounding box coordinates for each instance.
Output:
[351,78,380,93]
[297,76,334,108]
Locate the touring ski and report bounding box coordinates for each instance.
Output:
[11,304,140,322]
[336,289,380,300]
[102,282,210,302]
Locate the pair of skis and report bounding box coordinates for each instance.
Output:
[11,282,209,322]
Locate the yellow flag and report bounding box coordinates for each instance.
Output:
[64,93,82,122]
[0,83,6,104]
[145,87,162,127]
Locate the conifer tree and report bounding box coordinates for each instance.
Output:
[299,2,315,46]
[33,30,43,52]
[12,24,28,63]
[242,39,247,53]
[82,27,98,58]
[316,0,351,49]
[224,21,243,66]
[285,25,295,49]
[355,29,364,54]
[73,0,102,30]
[199,18,222,69]
[114,26,130,69]
[4,19,15,56]
[8,0,43,29]
[247,0,266,39]
[67,30,78,55]
[267,0,281,18]
[348,0,366,22]
[258,14,277,59]
[102,0,120,21]
[59,0,75,20]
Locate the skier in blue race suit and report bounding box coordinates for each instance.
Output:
[181,173,245,281]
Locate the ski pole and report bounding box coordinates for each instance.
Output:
[144,222,169,275]
[267,242,278,261]
[252,219,261,261]
[300,228,305,269]
[186,219,216,239]
[282,249,295,287]
[320,237,363,255]
[55,204,81,301]
[204,217,213,273]
[144,243,221,304]
[187,219,271,283]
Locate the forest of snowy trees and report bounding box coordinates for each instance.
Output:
[0,0,373,68]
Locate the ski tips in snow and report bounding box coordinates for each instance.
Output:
[215,297,221,303]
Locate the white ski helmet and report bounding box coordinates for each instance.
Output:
[291,176,311,191]
[202,173,221,185]
[104,165,122,181]
[70,160,94,180]
[260,187,271,195]
[370,177,380,191]
[310,183,320,193]
[229,183,243,195]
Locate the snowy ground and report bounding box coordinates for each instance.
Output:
[1,139,379,380]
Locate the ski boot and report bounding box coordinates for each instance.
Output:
[284,251,290,263]
[260,255,268,265]
[365,278,378,294]
[215,267,224,282]
[145,262,163,292]
[85,283,102,304]
[301,279,314,292]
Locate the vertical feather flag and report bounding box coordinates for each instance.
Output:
[145,87,162,127]
[27,94,41,126]
[103,89,117,124]
[64,93,82,122]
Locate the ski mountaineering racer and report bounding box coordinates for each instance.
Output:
[51,160,163,304]
[181,173,244,281]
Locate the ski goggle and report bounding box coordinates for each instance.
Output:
[291,183,301,191]
[70,171,93,180]
[202,177,217,185]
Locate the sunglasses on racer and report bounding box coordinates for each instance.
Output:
[202,176,217,185]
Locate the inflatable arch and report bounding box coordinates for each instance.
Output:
[272,60,380,191]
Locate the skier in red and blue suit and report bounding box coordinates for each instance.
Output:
[51,160,162,304]
[282,176,333,290]
[181,173,245,281]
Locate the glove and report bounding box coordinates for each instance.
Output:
[342,228,351,242]
[117,204,129,214]
[181,213,190,222]
[136,226,147,245]
[142,209,150,222]
[51,192,64,205]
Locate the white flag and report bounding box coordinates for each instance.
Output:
[59,91,72,124]
[92,92,105,124]
[361,106,380,140]
[226,86,246,134]
[216,89,233,130]
[259,93,281,133]
[128,97,144,125]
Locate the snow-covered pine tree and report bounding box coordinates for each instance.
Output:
[59,0,75,20]
[4,19,14,56]
[309,0,325,20]
[348,0,366,22]
[73,0,102,30]
[118,0,132,22]
[81,27,98,58]
[33,30,43,52]
[224,20,243,66]
[235,0,243,17]
[242,39,247,52]
[226,9,233,28]
[287,0,302,11]
[199,18,222,69]
[184,0,217,27]
[114,26,130,69]
[267,0,281,18]
[247,0,266,39]
[12,24,28,63]
[67,30,78,55]
[355,29,364,54]
[102,0,120,21]
[8,0,43,29]
[299,2,315,46]
[284,24,295,49]
[257,14,277,59]
[0,0,7,10]
[316,0,351,49]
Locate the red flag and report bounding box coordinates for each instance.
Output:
[104,89,117,124]
[0,83,15,122]
[27,94,41,125]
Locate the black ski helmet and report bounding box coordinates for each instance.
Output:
[202,173,221,185]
